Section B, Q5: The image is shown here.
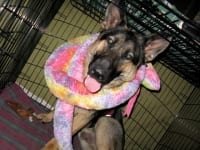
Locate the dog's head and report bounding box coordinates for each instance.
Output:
[84,1,170,92]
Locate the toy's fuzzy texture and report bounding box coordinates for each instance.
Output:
[44,34,160,150]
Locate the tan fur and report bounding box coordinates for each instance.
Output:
[104,61,137,89]
[41,138,59,150]
[78,116,124,150]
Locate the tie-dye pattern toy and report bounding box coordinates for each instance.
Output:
[44,34,160,150]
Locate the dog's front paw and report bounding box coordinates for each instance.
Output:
[35,111,54,123]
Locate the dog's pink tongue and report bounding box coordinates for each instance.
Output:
[84,75,101,93]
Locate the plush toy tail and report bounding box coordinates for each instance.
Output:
[54,100,74,150]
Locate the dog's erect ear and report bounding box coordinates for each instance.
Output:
[103,1,124,29]
[144,35,170,62]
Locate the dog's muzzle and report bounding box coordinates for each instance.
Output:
[84,57,115,93]
[88,55,118,82]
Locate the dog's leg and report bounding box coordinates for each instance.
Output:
[36,108,96,132]
[35,111,54,123]
[95,117,124,150]
[40,108,96,150]
[41,138,59,150]
[78,128,97,150]
[72,107,96,134]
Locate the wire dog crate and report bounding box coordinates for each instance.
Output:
[0,0,64,89]
[0,0,200,150]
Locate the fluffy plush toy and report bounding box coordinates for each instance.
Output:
[44,34,160,150]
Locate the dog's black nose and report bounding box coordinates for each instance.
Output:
[88,57,116,84]
[90,68,104,81]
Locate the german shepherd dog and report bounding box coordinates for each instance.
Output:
[37,0,170,149]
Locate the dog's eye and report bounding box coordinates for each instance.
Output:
[125,52,134,60]
[107,36,115,44]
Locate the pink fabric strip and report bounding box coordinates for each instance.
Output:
[123,88,141,117]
